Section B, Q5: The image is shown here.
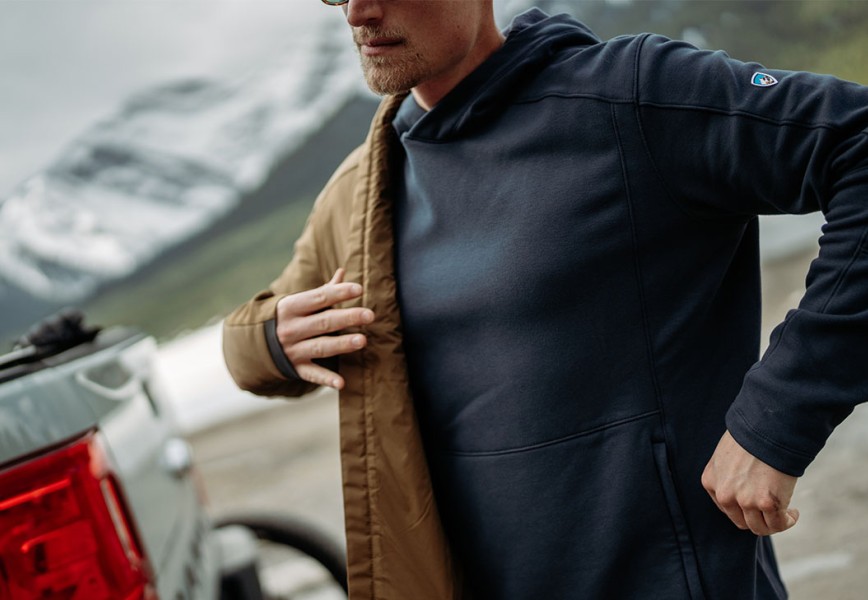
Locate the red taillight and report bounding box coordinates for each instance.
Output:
[0,431,156,600]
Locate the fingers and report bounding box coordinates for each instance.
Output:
[764,507,799,533]
[705,486,790,535]
[702,448,800,536]
[275,306,373,369]
[286,333,367,364]
[743,509,767,534]
[273,269,374,390]
[730,503,798,536]
[702,469,749,530]
[288,333,367,390]
[284,307,375,342]
[747,506,797,536]
[280,270,363,317]
[276,268,373,345]
[295,361,346,391]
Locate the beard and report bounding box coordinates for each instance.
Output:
[353,27,429,96]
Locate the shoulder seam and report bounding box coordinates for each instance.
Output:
[637,101,849,132]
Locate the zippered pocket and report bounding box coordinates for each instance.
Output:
[652,441,708,600]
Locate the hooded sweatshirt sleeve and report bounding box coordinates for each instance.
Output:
[634,34,868,476]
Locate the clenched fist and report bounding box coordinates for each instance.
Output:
[702,430,799,536]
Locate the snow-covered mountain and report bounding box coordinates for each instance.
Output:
[0,17,366,304]
[0,0,823,319]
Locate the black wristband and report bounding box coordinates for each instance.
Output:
[264,319,302,380]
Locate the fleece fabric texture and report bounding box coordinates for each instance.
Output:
[391,8,868,599]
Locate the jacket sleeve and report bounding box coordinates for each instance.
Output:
[635,34,868,476]
[222,147,363,398]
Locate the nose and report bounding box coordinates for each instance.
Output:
[344,0,384,27]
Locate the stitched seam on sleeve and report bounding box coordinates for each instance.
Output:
[732,406,815,460]
[633,106,751,223]
[633,35,752,224]
[637,100,856,134]
[820,227,868,313]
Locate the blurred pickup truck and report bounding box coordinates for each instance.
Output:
[0,311,346,600]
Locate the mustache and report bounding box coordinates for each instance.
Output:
[352,26,405,46]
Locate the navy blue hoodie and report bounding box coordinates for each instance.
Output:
[392,9,868,599]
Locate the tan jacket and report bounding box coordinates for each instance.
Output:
[222,95,461,600]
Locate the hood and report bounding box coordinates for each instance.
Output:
[399,8,600,141]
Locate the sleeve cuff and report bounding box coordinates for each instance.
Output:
[725,405,815,477]
[264,318,302,381]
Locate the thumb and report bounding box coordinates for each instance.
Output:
[785,508,800,529]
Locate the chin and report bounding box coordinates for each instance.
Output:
[364,73,418,96]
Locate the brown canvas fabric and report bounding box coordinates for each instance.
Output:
[223,96,462,600]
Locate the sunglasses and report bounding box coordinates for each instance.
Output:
[321,0,349,5]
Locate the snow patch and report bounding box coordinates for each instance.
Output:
[0,15,367,303]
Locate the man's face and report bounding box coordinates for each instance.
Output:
[344,0,490,98]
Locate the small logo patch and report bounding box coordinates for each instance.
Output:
[751,72,779,87]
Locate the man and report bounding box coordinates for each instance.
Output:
[223,1,868,598]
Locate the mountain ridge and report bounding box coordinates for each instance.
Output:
[4,0,867,344]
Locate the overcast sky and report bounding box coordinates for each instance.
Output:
[0,1,349,197]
